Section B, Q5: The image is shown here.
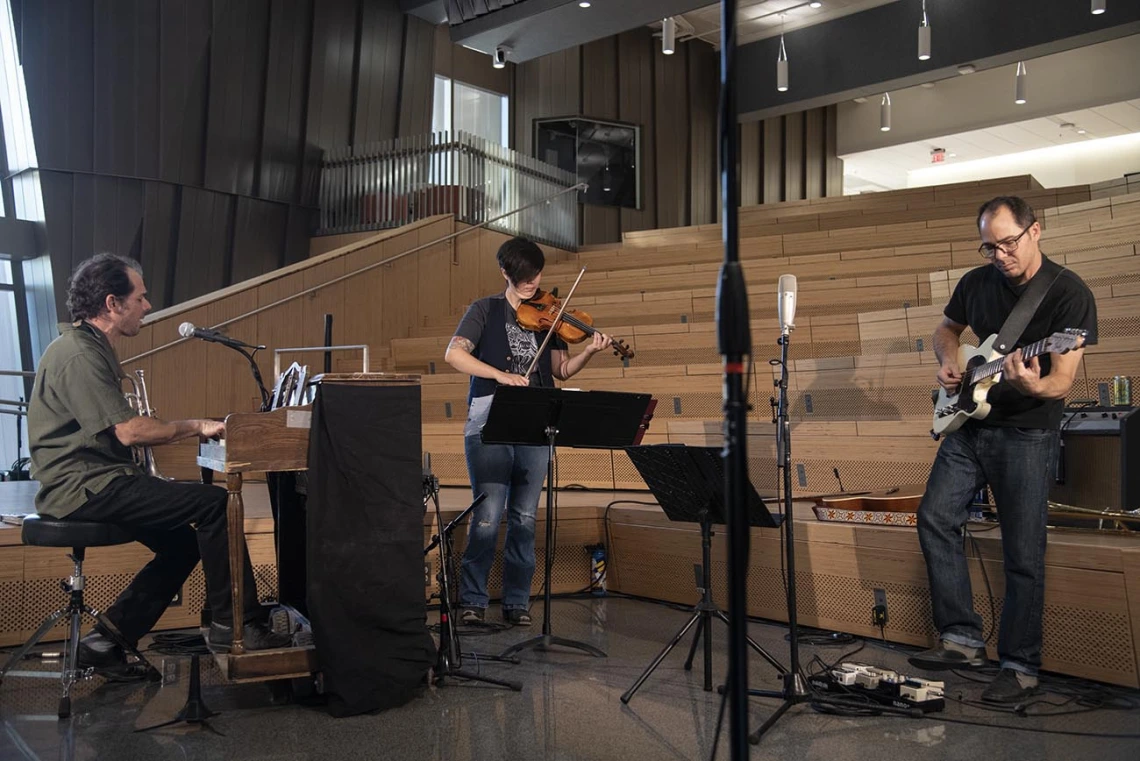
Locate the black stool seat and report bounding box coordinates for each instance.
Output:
[22,514,133,548]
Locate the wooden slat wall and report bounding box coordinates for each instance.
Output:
[745,105,840,207]
[19,0,434,317]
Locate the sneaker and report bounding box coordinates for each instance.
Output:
[503,609,532,627]
[982,668,1041,704]
[206,621,293,654]
[458,608,485,625]
[908,640,986,671]
[76,633,155,682]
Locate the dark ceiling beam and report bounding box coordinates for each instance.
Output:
[738,0,1140,122]
[447,0,708,63]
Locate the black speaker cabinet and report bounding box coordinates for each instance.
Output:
[1051,406,1138,511]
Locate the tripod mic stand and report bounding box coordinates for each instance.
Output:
[423,473,521,691]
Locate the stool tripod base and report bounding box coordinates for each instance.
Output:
[500,634,606,660]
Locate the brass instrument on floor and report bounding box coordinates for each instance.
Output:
[1047,500,1140,532]
[123,369,168,480]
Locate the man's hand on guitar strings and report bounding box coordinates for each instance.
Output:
[1002,348,1042,395]
[936,361,962,393]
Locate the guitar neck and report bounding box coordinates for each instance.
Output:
[973,336,1052,382]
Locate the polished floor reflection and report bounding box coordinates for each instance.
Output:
[1,597,1137,761]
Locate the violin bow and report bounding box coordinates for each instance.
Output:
[524,266,587,380]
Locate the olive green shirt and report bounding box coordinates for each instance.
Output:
[29,322,141,517]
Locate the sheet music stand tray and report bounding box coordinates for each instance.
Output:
[481,386,654,659]
[620,445,787,704]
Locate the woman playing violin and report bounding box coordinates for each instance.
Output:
[444,237,610,627]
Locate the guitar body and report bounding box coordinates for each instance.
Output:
[932,334,1002,436]
[813,485,925,513]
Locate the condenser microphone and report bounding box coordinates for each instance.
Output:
[778,274,798,335]
[178,322,263,350]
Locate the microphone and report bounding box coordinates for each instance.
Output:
[778,274,797,334]
[178,322,263,350]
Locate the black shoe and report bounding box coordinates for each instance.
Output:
[206,621,293,654]
[982,668,1041,704]
[77,633,154,682]
[458,608,485,625]
[908,641,986,671]
[503,609,532,627]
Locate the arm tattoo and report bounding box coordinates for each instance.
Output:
[448,336,475,354]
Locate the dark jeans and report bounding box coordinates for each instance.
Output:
[458,435,549,611]
[917,423,1059,676]
[65,475,261,646]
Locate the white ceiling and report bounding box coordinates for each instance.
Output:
[843,99,1140,192]
[676,0,899,48]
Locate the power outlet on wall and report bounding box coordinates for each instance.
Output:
[872,588,888,628]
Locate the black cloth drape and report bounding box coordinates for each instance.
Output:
[306,382,435,716]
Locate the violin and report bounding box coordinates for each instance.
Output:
[516,289,634,360]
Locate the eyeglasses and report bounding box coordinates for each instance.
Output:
[978,223,1033,259]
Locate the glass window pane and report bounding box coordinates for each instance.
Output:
[0,260,11,285]
[0,289,27,469]
[432,76,452,135]
[453,81,508,148]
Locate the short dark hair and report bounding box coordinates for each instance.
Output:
[976,196,1037,231]
[496,237,545,285]
[66,253,144,321]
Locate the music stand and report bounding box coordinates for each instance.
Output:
[620,445,787,704]
[481,386,653,659]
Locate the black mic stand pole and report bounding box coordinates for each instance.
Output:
[716,1,752,758]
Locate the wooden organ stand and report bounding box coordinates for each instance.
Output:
[196,372,419,682]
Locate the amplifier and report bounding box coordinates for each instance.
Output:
[1051,406,1138,511]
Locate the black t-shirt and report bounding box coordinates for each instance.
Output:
[944,255,1098,430]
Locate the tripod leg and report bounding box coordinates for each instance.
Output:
[620,611,701,704]
[703,610,714,692]
[683,615,702,671]
[443,670,522,692]
[748,699,794,745]
[0,608,67,680]
[714,610,787,675]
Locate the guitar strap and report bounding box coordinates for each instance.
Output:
[992,264,1065,355]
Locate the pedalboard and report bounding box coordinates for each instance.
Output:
[808,663,945,713]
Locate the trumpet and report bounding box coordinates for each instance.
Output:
[123,369,168,480]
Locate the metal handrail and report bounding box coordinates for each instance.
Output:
[0,370,34,377]
[122,181,586,365]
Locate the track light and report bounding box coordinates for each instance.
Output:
[492,47,507,69]
[1091,0,1106,14]
[880,93,892,132]
[662,17,676,55]
[918,0,931,61]
[1014,61,1027,105]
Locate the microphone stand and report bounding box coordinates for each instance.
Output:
[223,344,271,412]
[715,1,752,758]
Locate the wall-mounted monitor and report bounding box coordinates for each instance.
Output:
[534,117,640,210]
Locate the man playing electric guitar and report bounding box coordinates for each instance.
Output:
[909,196,1098,704]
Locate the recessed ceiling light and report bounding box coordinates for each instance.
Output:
[948,153,957,158]
[810,1,823,7]
[920,82,935,89]
[578,1,591,7]
[853,97,868,104]
[957,64,976,75]
[1078,128,1087,134]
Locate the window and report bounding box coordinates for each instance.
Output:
[432,75,509,147]
[534,118,641,209]
[0,260,28,473]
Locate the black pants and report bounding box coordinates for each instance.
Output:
[66,475,261,646]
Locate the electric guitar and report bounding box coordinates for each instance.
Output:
[930,328,1087,437]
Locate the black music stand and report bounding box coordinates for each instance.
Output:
[620,445,786,704]
[481,386,653,659]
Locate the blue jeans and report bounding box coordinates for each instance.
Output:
[458,435,550,611]
[917,423,1059,676]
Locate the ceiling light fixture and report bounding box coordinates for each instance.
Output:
[1078,128,1087,134]
[1014,61,1027,105]
[578,1,592,8]
[662,17,676,55]
[492,46,508,69]
[1091,0,1106,15]
[918,0,931,61]
[957,63,976,75]
[810,1,823,7]
[880,93,892,132]
[777,15,788,92]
